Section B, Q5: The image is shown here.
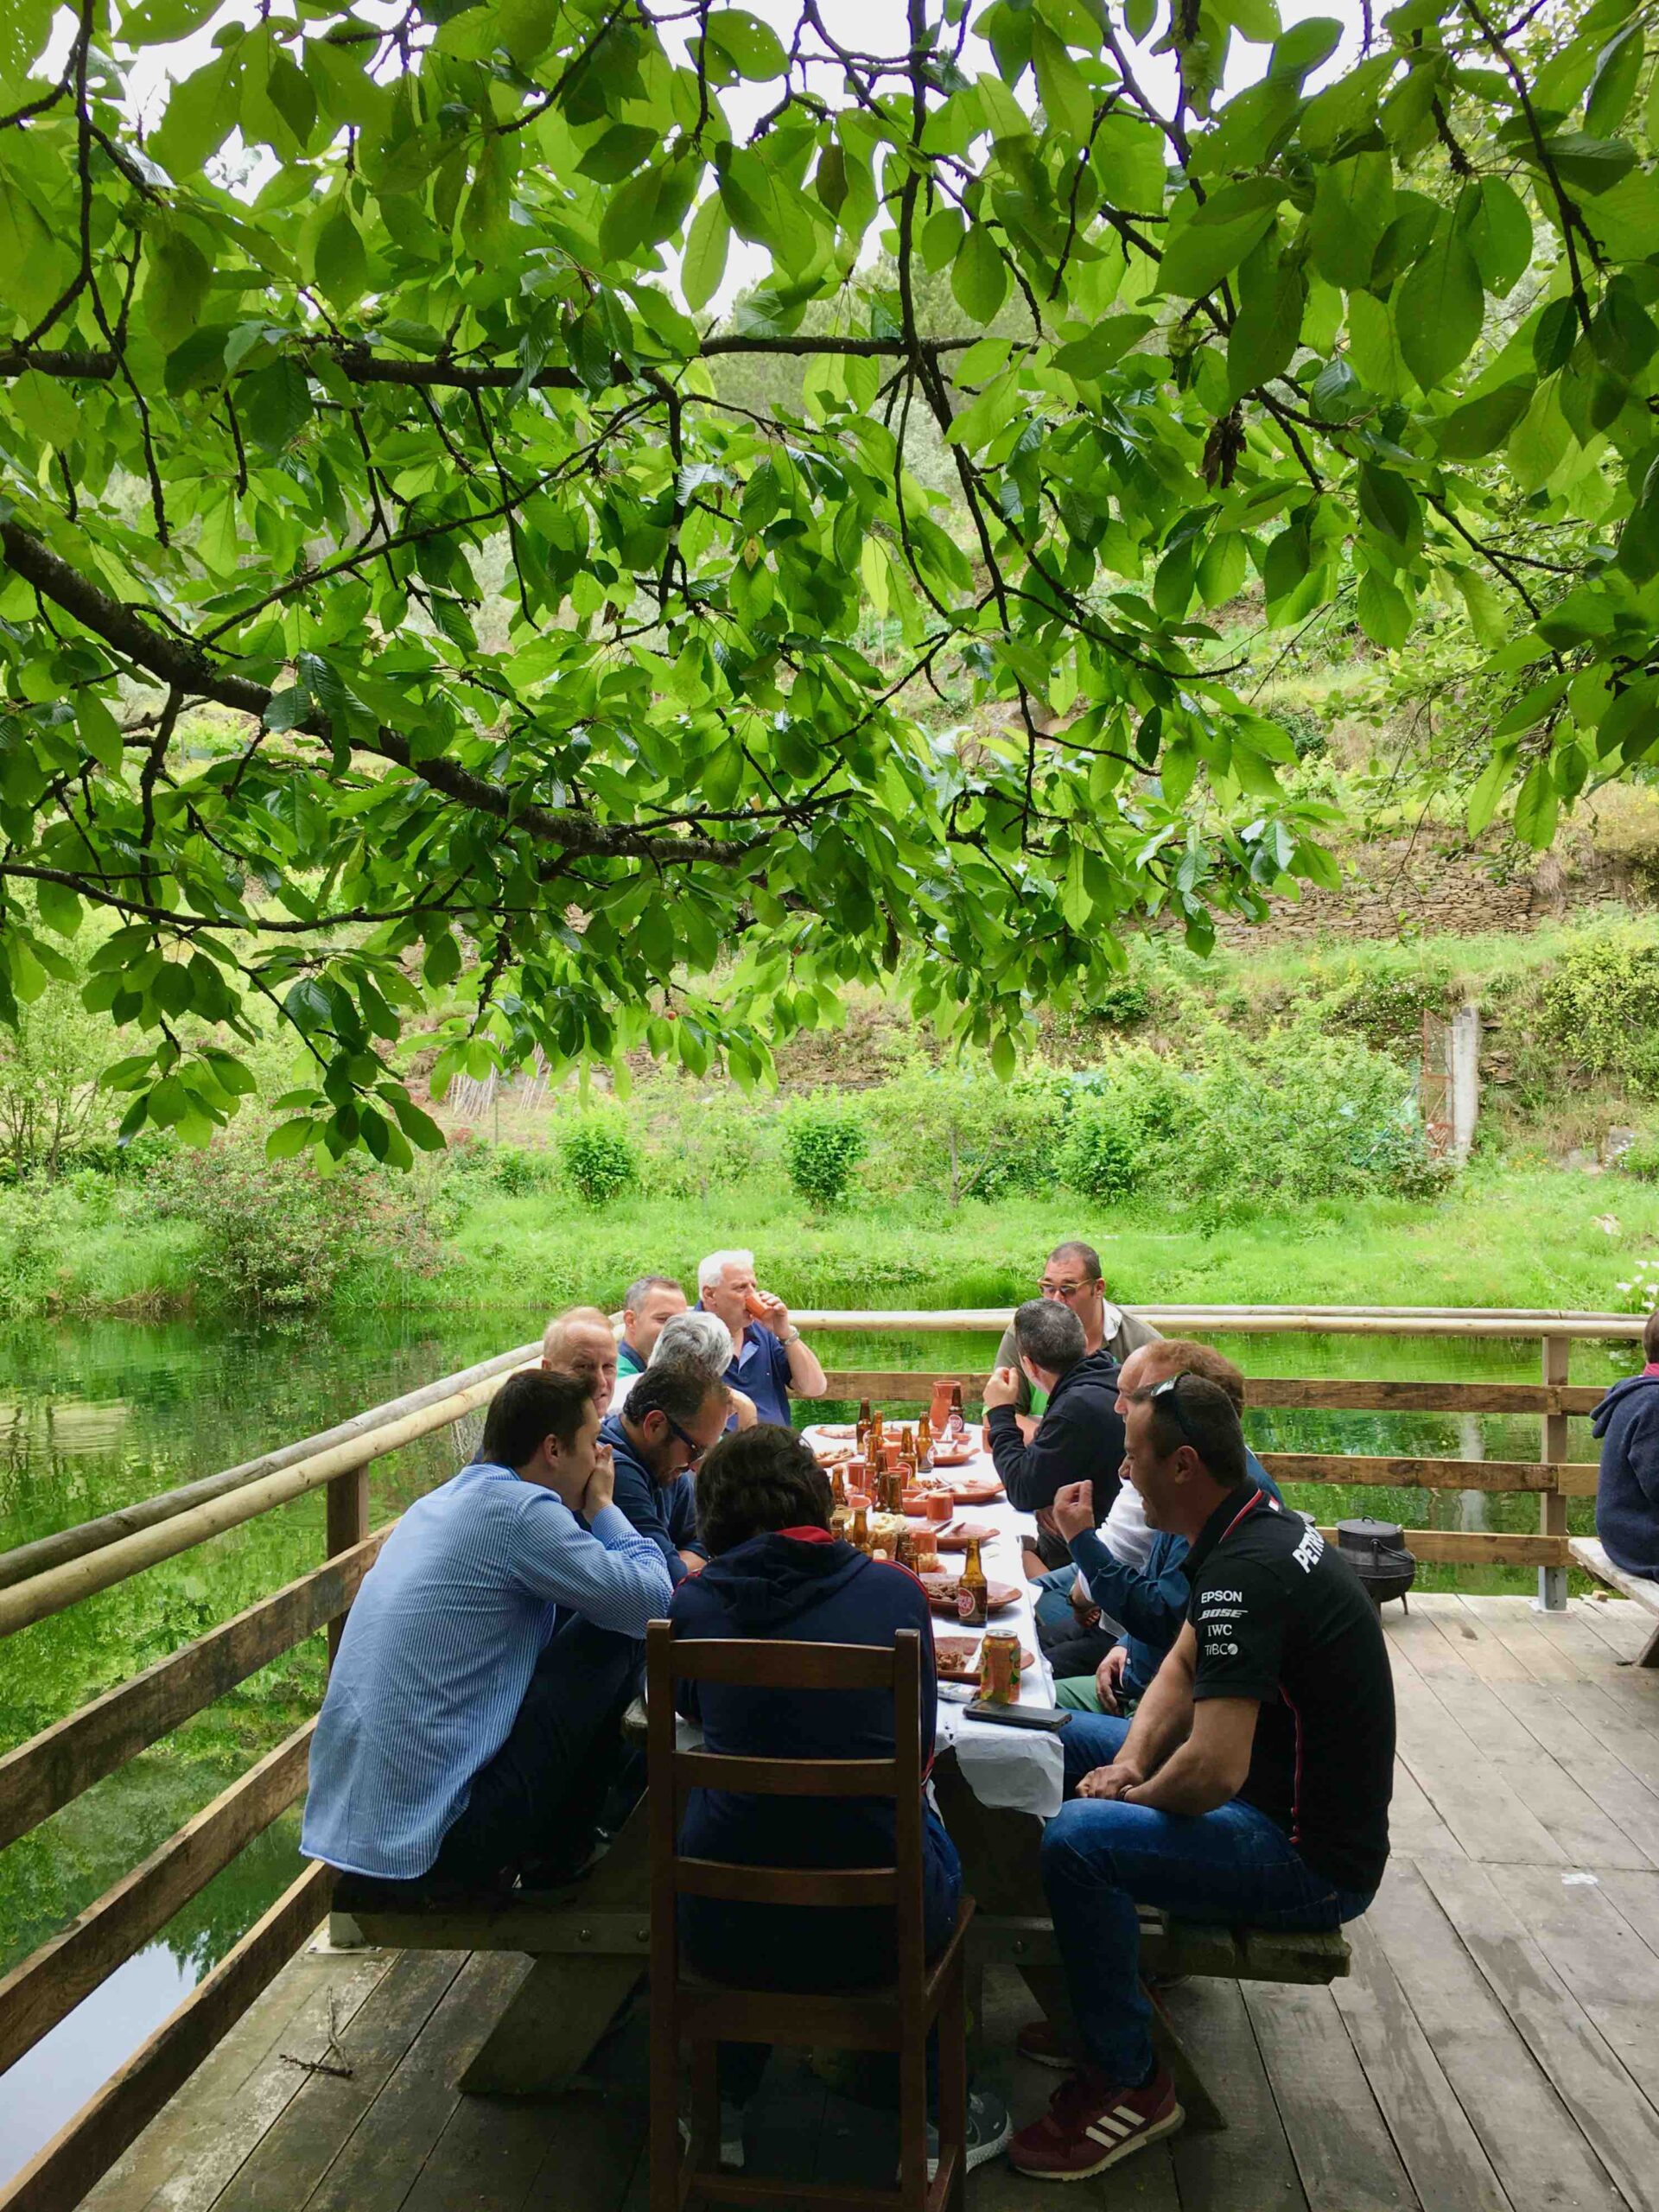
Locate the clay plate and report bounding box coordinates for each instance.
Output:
[948,1476,1004,1505]
[919,1576,1021,1618]
[927,1519,1001,1552]
[934,1637,1036,1684]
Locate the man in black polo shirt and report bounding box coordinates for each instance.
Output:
[1007,1374,1393,2183]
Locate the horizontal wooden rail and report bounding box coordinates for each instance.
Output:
[820,1370,1611,1416]
[0,1859,332,2212]
[0,1531,385,1853]
[798,1306,1644,1340]
[0,1366,512,1641]
[1317,1528,1570,1567]
[0,1341,537,1593]
[1259,1453,1599,1497]
[0,1721,314,2078]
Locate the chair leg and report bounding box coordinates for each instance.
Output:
[938,1954,969,2212]
[899,2019,930,2212]
[650,1971,683,2212]
[1145,1980,1225,2133]
[690,2037,721,2184]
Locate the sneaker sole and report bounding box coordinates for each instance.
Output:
[1009,2101,1185,2181]
[922,2114,1014,2183]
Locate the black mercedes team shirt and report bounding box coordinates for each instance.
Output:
[1185,1484,1395,1896]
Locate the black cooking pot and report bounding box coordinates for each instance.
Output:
[1335,1517,1417,1610]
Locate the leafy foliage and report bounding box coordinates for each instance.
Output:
[0,0,1657,1159]
[558,1111,640,1205]
[783,1099,868,1209]
[1527,924,1659,1091]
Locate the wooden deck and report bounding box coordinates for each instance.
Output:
[80,1594,1659,2212]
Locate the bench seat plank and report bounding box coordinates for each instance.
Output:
[1568,1540,1659,1668]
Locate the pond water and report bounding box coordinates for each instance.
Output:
[0,1312,1635,2183]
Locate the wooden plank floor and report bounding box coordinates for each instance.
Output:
[81,1595,1659,2212]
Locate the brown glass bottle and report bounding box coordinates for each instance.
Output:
[915,1416,934,1471]
[850,1503,870,1554]
[946,1383,967,1440]
[957,1535,988,1626]
[856,1398,873,1451]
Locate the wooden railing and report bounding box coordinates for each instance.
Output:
[0,1305,1641,2212]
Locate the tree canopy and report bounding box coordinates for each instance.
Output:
[0,0,1656,1161]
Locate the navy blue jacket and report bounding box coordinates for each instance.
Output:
[1069,1450,1280,1696]
[986,1349,1125,1521]
[599,1412,705,1586]
[1593,1368,1659,1580]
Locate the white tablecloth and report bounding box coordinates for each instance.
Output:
[804,1424,1065,1819]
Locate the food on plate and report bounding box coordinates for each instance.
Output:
[934,1636,1035,1684]
[813,1441,856,1467]
[814,1423,859,1440]
[918,1575,1020,1618]
[949,1476,1004,1505]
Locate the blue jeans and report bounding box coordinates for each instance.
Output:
[1044,1714,1374,2085]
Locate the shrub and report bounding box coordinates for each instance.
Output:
[490,1143,554,1196]
[559,1115,639,1207]
[783,1103,868,1211]
[1528,926,1659,1095]
[1060,1100,1142,1201]
[1621,1134,1659,1184]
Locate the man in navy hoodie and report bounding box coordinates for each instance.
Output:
[668,1423,1009,2175]
[1594,1307,1659,1579]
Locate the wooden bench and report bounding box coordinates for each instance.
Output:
[1569,1537,1659,1667]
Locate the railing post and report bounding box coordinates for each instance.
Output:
[324,1470,370,1665]
[1538,1332,1569,1612]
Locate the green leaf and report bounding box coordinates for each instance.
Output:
[1456,566,1509,648]
[1436,378,1533,460]
[1465,177,1533,296]
[1227,239,1304,400]
[240,358,313,451]
[1158,204,1276,298]
[1031,17,1094,142]
[1052,313,1154,378]
[266,1116,317,1160]
[151,52,238,178]
[119,0,224,43]
[1396,232,1484,389]
[705,9,787,79]
[682,193,730,309]
[1465,747,1514,835]
[10,367,78,448]
[1585,24,1643,135]
[1306,153,1392,289]
[1357,570,1410,646]
[951,222,1008,321]
[144,229,212,353]
[1512,759,1560,847]
[314,207,368,305]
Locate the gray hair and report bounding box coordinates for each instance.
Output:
[625,1273,683,1314]
[696,1248,753,1295]
[629,1351,726,1430]
[1014,1296,1087,1376]
[649,1309,734,1377]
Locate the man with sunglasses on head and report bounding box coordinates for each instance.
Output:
[598,1352,731,1583]
[1007,1372,1392,2183]
[992,1242,1160,1442]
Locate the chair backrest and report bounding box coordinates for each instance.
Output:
[645,1619,928,1998]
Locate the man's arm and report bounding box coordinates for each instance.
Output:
[1077,1622,1198,1796]
[987,1396,1118,1514]
[665,1470,709,1573]
[609,1452,696,1585]
[1122,1696,1258,1815]
[512,1489,673,1631]
[1068,1527,1189,1645]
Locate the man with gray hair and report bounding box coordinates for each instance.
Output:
[984,1297,1126,1529]
[696,1249,826,1427]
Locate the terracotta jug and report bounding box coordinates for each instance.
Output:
[929,1379,954,1433]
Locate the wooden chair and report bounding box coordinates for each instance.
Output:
[646,1620,975,2212]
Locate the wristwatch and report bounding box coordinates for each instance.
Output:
[781,1327,802,1345]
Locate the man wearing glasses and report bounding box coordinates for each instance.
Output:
[1007,1373,1392,2183]
[992,1242,1161,1438]
[597,1352,731,1583]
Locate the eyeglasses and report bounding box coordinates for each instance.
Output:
[664,1412,708,1467]
[1038,1280,1088,1298]
[1147,1373,1203,1450]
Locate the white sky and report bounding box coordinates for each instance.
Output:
[53,0,1368,311]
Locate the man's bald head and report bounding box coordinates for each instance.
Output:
[1118,1338,1246,1415]
[542,1305,619,1418]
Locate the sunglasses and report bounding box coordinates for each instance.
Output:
[664,1412,708,1466]
[1038,1280,1090,1297]
[1147,1373,1203,1450]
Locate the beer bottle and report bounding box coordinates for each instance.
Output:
[957,1535,989,1626]
[915,1416,933,1471]
[832,1465,849,1508]
[857,1398,873,1451]
[946,1383,967,1440]
[870,1408,885,1459]
[850,1503,870,1554]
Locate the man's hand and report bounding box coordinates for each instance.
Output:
[1015,1412,1039,1444]
[1051,1479,1097,1545]
[582,1443,615,1519]
[677,1548,707,1575]
[1095,1644,1129,1715]
[982,1364,1020,1411]
[728,1385,758,1430]
[756,1289,791,1337]
[1077,1758,1144,1801]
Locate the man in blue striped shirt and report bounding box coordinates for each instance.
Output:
[303,1369,673,1905]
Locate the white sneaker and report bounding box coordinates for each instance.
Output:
[916,2087,1013,2180]
[679,2098,747,2170]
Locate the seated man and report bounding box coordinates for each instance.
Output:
[1007,1375,1393,2181]
[669,1423,1008,2173]
[1049,1340,1281,1712]
[303,1370,672,1907]
[1593,1303,1659,1578]
[992,1242,1161,1438]
[696,1249,826,1427]
[599,1351,734,1584]
[542,1304,620,1418]
[617,1274,689,1383]
[983,1300,1123,1570]
[613,1311,759,1427]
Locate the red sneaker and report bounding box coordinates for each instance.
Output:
[1008,2064,1183,2179]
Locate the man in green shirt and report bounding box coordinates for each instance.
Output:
[616,1274,688,1382]
[993,1241,1161,1439]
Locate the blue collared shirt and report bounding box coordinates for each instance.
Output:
[693,1302,795,1427]
[302,1461,671,1880]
